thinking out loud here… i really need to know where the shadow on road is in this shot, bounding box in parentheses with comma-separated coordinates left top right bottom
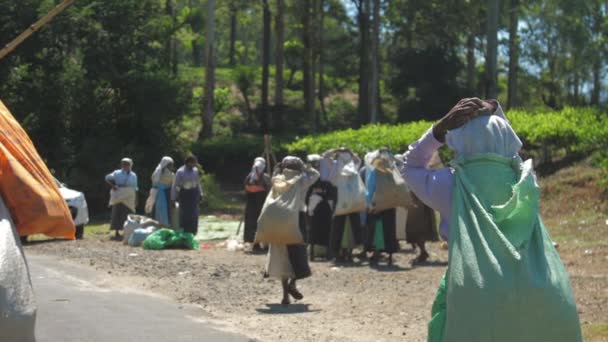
(256, 303, 321, 315)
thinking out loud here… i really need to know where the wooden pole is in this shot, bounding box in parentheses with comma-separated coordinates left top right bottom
(0, 0, 76, 61)
(264, 135, 271, 176)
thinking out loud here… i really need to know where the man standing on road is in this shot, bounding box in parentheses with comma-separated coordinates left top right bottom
(171, 156, 203, 235)
(105, 158, 138, 240)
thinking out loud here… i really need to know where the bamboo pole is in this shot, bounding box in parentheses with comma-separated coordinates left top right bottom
(0, 0, 76, 61)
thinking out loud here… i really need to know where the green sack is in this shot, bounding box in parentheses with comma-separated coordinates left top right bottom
(429, 155, 582, 342)
(143, 228, 200, 250)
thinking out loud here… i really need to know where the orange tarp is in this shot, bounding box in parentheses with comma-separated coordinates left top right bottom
(0, 99, 75, 238)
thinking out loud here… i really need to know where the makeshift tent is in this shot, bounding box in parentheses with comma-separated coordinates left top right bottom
(0, 100, 74, 238)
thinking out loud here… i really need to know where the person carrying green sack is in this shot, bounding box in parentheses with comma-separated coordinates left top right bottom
(401, 98, 582, 341)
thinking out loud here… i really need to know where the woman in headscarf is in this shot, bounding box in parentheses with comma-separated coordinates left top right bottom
(402, 98, 582, 341)
(265, 156, 319, 305)
(305, 154, 337, 260)
(105, 158, 138, 240)
(322, 148, 365, 262)
(405, 192, 438, 264)
(171, 156, 203, 235)
(149, 156, 175, 227)
(243, 157, 271, 252)
(364, 149, 399, 266)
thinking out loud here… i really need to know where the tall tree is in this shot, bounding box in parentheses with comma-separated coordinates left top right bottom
(466, 33, 476, 93)
(353, 0, 371, 126)
(261, 0, 271, 132)
(590, 0, 606, 105)
(301, 0, 316, 131)
(317, 0, 327, 123)
(486, 0, 499, 99)
(200, 0, 216, 139)
(275, 0, 285, 107)
(228, 1, 238, 67)
(369, 0, 380, 123)
(507, 0, 519, 108)
(164, 0, 178, 75)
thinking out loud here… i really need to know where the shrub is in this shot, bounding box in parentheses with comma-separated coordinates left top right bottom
(285, 107, 608, 163)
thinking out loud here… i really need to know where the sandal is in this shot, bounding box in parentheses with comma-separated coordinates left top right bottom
(288, 284, 304, 300)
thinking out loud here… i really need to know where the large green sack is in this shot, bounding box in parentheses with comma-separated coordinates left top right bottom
(429, 155, 582, 342)
(143, 228, 199, 250)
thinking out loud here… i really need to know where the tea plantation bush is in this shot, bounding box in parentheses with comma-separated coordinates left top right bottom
(285, 107, 608, 160)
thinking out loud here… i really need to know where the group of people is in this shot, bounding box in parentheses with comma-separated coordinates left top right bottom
(104, 97, 583, 341)
(105, 155, 203, 239)
(243, 151, 438, 265)
(246, 98, 583, 341)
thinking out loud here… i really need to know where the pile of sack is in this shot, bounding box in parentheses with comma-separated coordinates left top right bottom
(122, 214, 199, 250)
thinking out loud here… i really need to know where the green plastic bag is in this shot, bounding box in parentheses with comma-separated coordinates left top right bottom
(428, 155, 582, 342)
(143, 228, 200, 250)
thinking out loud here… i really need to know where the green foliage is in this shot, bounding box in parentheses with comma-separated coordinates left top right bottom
(508, 107, 608, 154)
(286, 107, 608, 161)
(200, 172, 228, 211)
(231, 66, 256, 98)
(325, 97, 358, 130)
(284, 40, 304, 71)
(285, 121, 432, 156)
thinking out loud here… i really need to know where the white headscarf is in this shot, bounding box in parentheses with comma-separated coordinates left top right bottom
(249, 157, 266, 182)
(307, 154, 322, 162)
(446, 102, 522, 158)
(151, 156, 174, 183)
(121, 158, 133, 167)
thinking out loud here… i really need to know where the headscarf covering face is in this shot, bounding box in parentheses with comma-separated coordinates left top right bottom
(152, 156, 174, 183)
(249, 157, 266, 182)
(394, 154, 404, 168)
(307, 154, 322, 171)
(282, 156, 304, 170)
(446, 101, 522, 158)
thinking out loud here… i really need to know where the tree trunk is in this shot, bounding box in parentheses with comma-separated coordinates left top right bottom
(591, 6, 604, 105)
(466, 33, 476, 93)
(192, 42, 203, 66)
(199, 0, 215, 140)
(591, 57, 601, 105)
(229, 6, 237, 67)
(357, 0, 371, 127)
(164, 0, 174, 71)
(486, 0, 499, 99)
(287, 68, 296, 88)
(507, 0, 519, 109)
(301, 0, 316, 132)
(369, 0, 380, 123)
(311, 0, 319, 132)
(261, 0, 271, 132)
(317, 0, 327, 125)
(275, 0, 285, 107)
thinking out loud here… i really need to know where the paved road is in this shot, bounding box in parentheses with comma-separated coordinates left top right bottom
(28, 254, 250, 342)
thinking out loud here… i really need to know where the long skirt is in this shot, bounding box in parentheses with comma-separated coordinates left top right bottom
(366, 208, 398, 254)
(308, 199, 333, 246)
(266, 212, 311, 280)
(244, 191, 267, 243)
(406, 202, 438, 244)
(329, 213, 363, 257)
(153, 184, 172, 227)
(110, 203, 133, 231)
(179, 188, 200, 235)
